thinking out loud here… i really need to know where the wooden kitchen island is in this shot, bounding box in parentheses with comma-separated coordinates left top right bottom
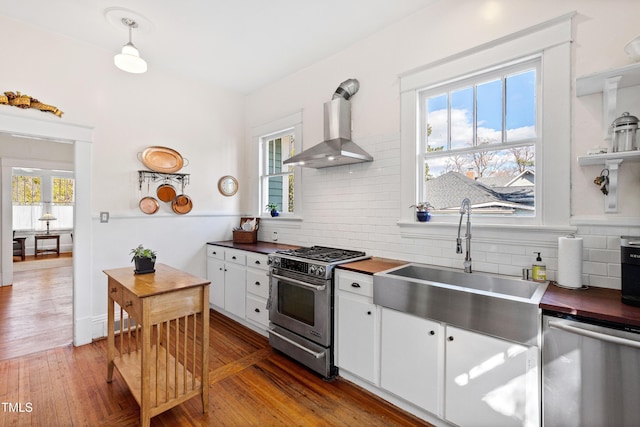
(104, 264, 210, 427)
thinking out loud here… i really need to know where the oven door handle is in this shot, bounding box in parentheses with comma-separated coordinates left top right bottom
(268, 328, 325, 359)
(270, 273, 326, 291)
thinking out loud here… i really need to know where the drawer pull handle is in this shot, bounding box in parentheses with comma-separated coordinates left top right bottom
(254, 308, 260, 313)
(351, 282, 361, 288)
(255, 260, 261, 265)
(110, 287, 117, 293)
(232, 256, 237, 260)
(255, 281, 261, 286)
(125, 301, 133, 307)
(367, 311, 372, 315)
(212, 251, 217, 255)
(429, 330, 435, 336)
(448, 336, 454, 342)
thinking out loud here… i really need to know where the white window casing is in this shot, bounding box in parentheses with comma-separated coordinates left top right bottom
(399, 12, 575, 243)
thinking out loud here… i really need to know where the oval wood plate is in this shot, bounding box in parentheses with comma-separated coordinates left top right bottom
(141, 146, 184, 173)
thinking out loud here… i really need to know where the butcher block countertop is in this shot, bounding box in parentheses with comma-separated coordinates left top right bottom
(207, 240, 300, 254)
(337, 257, 408, 275)
(541, 283, 640, 328)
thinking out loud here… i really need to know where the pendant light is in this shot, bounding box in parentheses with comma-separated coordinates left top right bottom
(114, 18, 147, 74)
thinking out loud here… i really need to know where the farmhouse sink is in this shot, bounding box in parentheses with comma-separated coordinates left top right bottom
(373, 263, 548, 346)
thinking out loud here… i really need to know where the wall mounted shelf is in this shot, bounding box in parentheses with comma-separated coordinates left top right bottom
(576, 62, 640, 140)
(137, 170, 190, 190)
(577, 151, 640, 213)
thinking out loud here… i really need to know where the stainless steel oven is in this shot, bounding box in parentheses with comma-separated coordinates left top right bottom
(267, 246, 369, 379)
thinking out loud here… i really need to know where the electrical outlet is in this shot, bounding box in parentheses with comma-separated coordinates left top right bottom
(100, 212, 109, 223)
(273, 231, 278, 241)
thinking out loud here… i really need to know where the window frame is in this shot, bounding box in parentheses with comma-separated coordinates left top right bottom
(254, 111, 303, 219)
(418, 56, 541, 218)
(260, 129, 296, 215)
(399, 14, 572, 233)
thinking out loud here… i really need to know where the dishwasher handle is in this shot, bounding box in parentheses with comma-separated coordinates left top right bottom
(549, 319, 640, 350)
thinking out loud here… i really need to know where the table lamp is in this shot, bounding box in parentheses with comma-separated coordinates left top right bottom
(39, 213, 57, 234)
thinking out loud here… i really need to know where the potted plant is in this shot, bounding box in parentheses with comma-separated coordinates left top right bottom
(265, 203, 279, 217)
(130, 244, 157, 274)
(411, 202, 433, 222)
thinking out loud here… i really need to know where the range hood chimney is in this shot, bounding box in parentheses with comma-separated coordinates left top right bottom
(283, 79, 373, 168)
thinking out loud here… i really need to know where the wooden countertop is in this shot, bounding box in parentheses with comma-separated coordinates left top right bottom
(207, 240, 300, 255)
(103, 263, 209, 297)
(337, 257, 408, 275)
(541, 283, 640, 328)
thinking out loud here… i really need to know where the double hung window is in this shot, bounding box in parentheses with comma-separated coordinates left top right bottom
(419, 58, 539, 216)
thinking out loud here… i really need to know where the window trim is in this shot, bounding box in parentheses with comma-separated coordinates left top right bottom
(399, 13, 573, 234)
(254, 111, 303, 219)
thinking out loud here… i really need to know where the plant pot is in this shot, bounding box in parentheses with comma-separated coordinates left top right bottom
(270, 209, 279, 217)
(134, 256, 156, 274)
(416, 211, 431, 222)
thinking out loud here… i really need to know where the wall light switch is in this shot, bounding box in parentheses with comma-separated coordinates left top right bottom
(100, 212, 109, 223)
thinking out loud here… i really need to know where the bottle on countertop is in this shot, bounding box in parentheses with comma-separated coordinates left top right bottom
(532, 252, 547, 282)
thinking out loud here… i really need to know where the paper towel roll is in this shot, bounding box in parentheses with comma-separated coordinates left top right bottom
(557, 236, 583, 289)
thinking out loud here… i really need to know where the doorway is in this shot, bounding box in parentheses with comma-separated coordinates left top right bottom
(0, 111, 93, 347)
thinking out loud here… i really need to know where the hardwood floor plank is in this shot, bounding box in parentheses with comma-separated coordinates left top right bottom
(0, 270, 432, 427)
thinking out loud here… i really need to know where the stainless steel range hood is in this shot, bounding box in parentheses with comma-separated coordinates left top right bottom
(284, 79, 373, 168)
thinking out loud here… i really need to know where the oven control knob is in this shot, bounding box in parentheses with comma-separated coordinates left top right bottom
(317, 266, 325, 276)
(309, 265, 317, 275)
(272, 257, 280, 266)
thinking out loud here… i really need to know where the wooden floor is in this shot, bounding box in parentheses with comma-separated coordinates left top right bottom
(0, 265, 433, 426)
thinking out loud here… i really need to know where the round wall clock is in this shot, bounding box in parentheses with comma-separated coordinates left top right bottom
(218, 175, 238, 196)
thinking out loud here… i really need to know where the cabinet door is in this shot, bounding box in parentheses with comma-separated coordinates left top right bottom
(444, 325, 530, 427)
(206, 258, 225, 308)
(224, 263, 246, 318)
(380, 308, 441, 415)
(336, 294, 378, 384)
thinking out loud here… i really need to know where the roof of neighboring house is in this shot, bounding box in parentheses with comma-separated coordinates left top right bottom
(425, 171, 534, 211)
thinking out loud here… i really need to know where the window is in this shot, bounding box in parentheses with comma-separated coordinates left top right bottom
(12, 168, 74, 232)
(399, 15, 572, 229)
(261, 131, 296, 214)
(419, 59, 539, 216)
(256, 111, 302, 217)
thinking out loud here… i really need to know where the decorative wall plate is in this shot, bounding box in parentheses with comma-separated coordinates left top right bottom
(140, 146, 184, 173)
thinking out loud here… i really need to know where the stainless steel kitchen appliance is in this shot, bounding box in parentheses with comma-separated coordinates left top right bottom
(543, 312, 640, 427)
(267, 246, 369, 378)
(621, 236, 640, 306)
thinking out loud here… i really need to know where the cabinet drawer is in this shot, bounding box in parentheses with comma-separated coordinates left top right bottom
(121, 286, 142, 322)
(246, 295, 269, 327)
(337, 270, 373, 298)
(246, 253, 268, 270)
(246, 269, 269, 299)
(225, 250, 246, 265)
(108, 281, 123, 306)
(206, 245, 224, 260)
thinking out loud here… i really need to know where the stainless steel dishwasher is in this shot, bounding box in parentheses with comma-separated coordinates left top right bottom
(543, 312, 640, 427)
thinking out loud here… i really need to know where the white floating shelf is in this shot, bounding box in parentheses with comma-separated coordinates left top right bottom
(577, 150, 640, 166)
(576, 62, 640, 96)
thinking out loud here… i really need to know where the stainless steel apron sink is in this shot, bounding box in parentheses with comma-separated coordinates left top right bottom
(374, 263, 548, 346)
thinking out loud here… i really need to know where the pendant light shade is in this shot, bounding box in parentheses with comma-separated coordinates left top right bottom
(114, 18, 147, 74)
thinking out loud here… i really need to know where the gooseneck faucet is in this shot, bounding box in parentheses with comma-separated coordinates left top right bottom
(456, 198, 472, 273)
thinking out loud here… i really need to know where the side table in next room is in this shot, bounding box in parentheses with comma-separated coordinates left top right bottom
(34, 234, 60, 257)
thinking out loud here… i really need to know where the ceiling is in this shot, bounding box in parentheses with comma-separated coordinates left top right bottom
(0, 0, 435, 93)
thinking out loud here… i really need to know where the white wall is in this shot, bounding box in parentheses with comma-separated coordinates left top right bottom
(246, 0, 640, 290)
(0, 15, 248, 339)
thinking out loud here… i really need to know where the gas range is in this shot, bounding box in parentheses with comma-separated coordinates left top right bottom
(268, 246, 369, 280)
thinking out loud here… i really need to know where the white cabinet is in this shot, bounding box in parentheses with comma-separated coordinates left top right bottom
(335, 270, 379, 385)
(245, 252, 269, 329)
(206, 244, 270, 335)
(444, 325, 536, 427)
(223, 262, 245, 318)
(206, 245, 225, 308)
(380, 308, 442, 416)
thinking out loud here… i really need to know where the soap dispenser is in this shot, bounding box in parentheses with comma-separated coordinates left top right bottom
(532, 252, 547, 282)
